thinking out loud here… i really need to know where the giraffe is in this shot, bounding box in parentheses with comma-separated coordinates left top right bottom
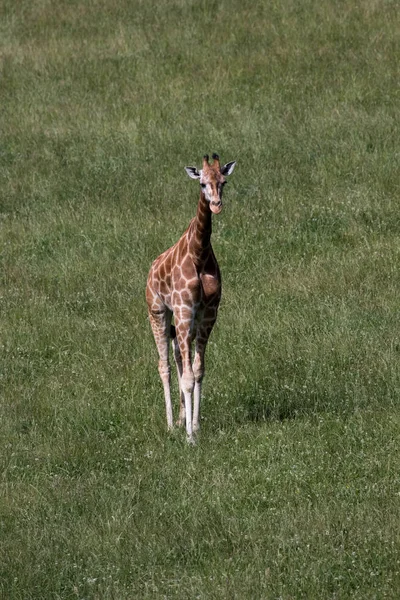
(146, 153, 236, 443)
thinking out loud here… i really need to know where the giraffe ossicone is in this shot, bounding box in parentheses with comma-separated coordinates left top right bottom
(146, 153, 236, 443)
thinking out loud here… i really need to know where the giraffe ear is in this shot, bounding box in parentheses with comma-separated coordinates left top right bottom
(221, 161, 236, 176)
(185, 166, 200, 180)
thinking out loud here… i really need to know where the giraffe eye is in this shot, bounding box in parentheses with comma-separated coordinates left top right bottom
(200, 183, 206, 189)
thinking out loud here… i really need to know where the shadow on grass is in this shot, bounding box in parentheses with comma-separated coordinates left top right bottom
(233, 384, 324, 424)
(226, 375, 380, 425)
(212, 343, 399, 427)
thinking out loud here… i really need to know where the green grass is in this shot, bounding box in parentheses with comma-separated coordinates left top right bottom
(1, 0, 400, 598)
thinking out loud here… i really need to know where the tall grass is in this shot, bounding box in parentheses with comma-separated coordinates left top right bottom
(1, 0, 399, 598)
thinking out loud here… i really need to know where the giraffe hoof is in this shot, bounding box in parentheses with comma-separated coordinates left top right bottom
(186, 434, 196, 446)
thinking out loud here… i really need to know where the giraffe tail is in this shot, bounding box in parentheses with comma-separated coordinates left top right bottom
(170, 325, 176, 339)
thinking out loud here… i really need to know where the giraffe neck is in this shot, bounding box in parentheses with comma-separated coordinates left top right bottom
(188, 190, 212, 264)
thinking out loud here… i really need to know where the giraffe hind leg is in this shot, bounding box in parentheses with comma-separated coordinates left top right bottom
(149, 309, 174, 430)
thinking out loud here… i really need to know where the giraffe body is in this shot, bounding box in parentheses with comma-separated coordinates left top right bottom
(146, 154, 236, 443)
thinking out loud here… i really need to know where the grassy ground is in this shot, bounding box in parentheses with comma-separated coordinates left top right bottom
(1, 0, 400, 598)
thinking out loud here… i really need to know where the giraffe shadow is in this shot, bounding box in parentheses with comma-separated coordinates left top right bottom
(234, 389, 307, 423)
(227, 379, 349, 425)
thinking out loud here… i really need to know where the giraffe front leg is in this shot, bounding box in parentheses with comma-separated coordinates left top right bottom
(175, 315, 195, 444)
(192, 338, 207, 435)
(181, 355, 195, 444)
(172, 336, 186, 427)
(193, 309, 217, 434)
(160, 361, 173, 431)
(192, 352, 203, 434)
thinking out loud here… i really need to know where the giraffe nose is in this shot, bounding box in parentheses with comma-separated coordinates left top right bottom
(210, 200, 222, 214)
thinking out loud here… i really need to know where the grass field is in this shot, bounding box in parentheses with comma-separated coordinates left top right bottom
(1, 0, 400, 598)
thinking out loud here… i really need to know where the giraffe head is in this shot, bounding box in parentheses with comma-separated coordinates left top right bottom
(185, 153, 236, 214)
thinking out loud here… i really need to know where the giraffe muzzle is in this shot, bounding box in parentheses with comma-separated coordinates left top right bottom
(210, 200, 222, 214)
